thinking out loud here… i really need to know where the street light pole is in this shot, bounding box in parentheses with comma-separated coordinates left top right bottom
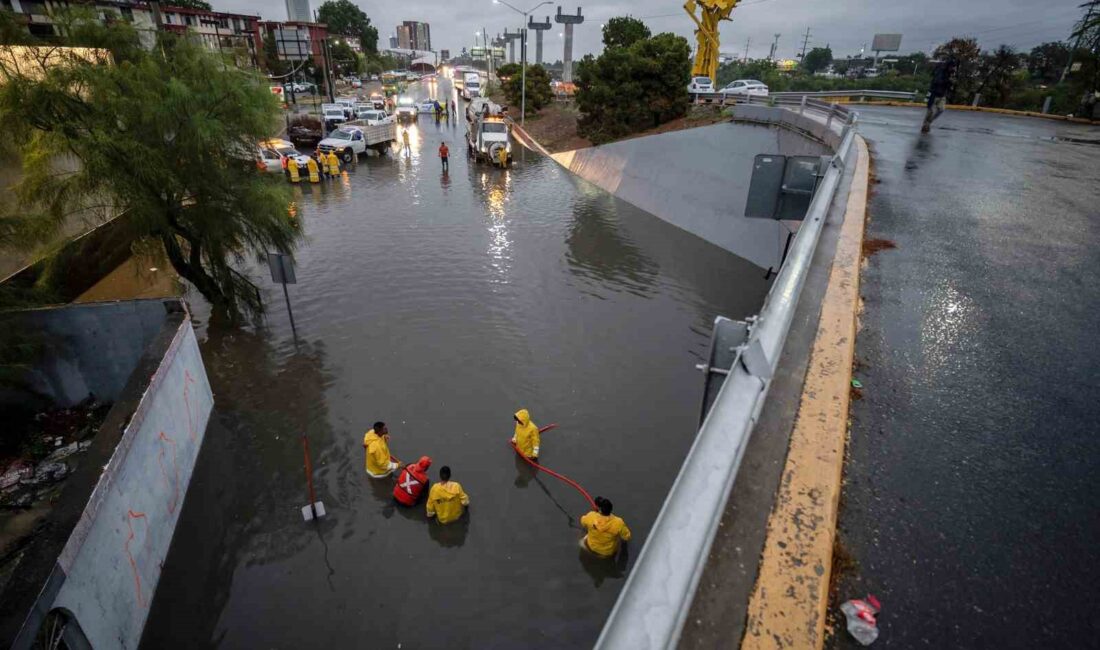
(494, 0, 551, 126)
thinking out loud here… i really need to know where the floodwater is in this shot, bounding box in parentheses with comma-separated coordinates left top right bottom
(142, 79, 772, 649)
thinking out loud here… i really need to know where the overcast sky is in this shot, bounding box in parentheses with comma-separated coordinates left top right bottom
(222, 0, 1088, 60)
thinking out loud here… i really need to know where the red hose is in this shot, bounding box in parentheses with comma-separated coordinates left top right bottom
(511, 424, 596, 510)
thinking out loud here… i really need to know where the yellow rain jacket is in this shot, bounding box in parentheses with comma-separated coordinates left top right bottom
(426, 480, 469, 524)
(512, 409, 540, 459)
(287, 158, 300, 182)
(363, 429, 392, 476)
(581, 511, 632, 557)
(326, 151, 340, 175)
(306, 157, 320, 183)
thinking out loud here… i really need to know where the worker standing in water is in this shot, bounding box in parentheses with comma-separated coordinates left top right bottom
(438, 142, 449, 172)
(426, 466, 470, 524)
(363, 421, 399, 478)
(305, 156, 320, 183)
(401, 129, 411, 156)
(580, 497, 632, 558)
(394, 456, 432, 506)
(512, 409, 540, 459)
(325, 150, 340, 177)
(287, 157, 300, 183)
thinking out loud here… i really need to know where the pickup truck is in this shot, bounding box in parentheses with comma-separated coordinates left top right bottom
(321, 104, 348, 128)
(355, 108, 395, 126)
(394, 96, 418, 123)
(318, 123, 398, 162)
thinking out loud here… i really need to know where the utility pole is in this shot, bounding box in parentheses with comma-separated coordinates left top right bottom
(769, 33, 780, 61)
(1060, 2, 1095, 83)
(799, 27, 812, 61)
(743, 36, 751, 62)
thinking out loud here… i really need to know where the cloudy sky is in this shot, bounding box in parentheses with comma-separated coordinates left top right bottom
(222, 0, 1088, 60)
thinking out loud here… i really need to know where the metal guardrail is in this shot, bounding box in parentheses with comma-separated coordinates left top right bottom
(594, 107, 859, 650)
(694, 88, 917, 106)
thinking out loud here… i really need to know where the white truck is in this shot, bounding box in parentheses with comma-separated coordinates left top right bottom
(462, 72, 481, 100)
(318, 123, 398, 162)
(465, 98, 512, 167)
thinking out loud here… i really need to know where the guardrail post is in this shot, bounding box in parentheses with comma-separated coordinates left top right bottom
(824, 103, 837, 130)
(799, 95, 807, 115)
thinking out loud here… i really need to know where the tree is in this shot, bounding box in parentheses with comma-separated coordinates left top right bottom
(602, 16, 650, 50)
(329, 39, 361, 75)
(975, 45, 1025, 106)
(0, 16, 300, 319)
(316, 0, 378, 53)
(1027, 42, 1070, 84)
(934, 37, 982, 103)
(801, 46, 832, 73)
(502, 64, 552, 115)
(496, 62, 521, 82)
(575, 32, 690, 144)
(169, 0, 212, 9)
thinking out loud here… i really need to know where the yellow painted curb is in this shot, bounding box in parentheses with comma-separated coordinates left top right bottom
(742, 135, 870, 650)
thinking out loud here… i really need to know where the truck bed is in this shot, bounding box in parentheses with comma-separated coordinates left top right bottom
(343, 121, 397, 146)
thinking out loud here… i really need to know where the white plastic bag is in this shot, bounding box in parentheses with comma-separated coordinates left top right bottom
(839, 594, 881, 646)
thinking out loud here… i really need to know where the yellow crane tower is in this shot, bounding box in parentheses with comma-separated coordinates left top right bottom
(683, 0, 739, 83)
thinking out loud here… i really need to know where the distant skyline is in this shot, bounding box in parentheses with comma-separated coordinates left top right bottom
(219, 0, 1087, 60)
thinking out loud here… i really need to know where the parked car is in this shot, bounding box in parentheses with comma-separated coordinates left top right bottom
(356, 108, 395, 125)
(349, 78, 362, 89)
(720, 79, 769, 98)
(257, 138, 311, 173)
(687, 76, 715, 94)
(370, 74, 380, 81)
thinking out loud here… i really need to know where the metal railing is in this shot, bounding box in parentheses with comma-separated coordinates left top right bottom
(594, 107, 859, 650)
(694, 88, 916, 106)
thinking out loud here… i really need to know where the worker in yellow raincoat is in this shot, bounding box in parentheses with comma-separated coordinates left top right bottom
(363, 421, 399, 478)
(580, 497, 631, 558)
(287, 157, 300, 183)
(512, 408, 540, 459)
(426, 465, 469, 524)
(326, 150, 340, 176)
(306, 156, 321, 183)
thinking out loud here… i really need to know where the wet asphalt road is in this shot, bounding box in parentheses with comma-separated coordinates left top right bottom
(829, 107, 1100, 648)
(140, 80, 773, 649)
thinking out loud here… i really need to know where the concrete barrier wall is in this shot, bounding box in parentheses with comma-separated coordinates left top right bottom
(0, 299, 171, 409)
(550, 121, 832, 269)
(41, 317, 213, 649)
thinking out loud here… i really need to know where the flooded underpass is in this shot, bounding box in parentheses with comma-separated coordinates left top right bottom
(141, 80, 777, 649)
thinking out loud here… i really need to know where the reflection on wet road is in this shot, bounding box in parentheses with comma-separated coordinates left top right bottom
(830, 107, 1100, 648)
(142, 80, 772, 648)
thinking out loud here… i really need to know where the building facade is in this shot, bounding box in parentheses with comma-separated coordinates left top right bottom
(396, 20, 429, 51)
(284, 0, 311, 23)
(259, 20, 328, 69)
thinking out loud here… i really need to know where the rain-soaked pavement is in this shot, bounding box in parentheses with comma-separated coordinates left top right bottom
(140, 80, 775, 648)
(830, 107, 1100, 648)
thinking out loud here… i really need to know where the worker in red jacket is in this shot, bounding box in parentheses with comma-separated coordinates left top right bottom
(393, 456, 432, 506)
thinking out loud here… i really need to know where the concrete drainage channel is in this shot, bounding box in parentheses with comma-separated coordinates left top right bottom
(518, 100, 869, 649)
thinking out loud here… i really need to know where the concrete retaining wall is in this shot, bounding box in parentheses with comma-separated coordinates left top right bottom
(0, 299, 171, 410)
(550, 120, 832, 269)
(2, 301, 213, 650)
(50, 317, 212, 648)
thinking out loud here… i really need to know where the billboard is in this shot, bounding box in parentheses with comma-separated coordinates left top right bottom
(871, 33, 902, 52)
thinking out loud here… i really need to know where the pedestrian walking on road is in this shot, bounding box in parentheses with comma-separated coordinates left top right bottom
(450, 100, 456, 119)
(438, 142, 449, 171)
(402, 129, 411, 156)
(922, 58, 957, 133)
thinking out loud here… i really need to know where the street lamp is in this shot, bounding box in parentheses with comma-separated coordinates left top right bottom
(493, 0, 551, 125)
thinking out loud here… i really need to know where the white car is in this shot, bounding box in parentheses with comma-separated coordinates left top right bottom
(418, 100, 438, 114)
(256, 139, 311, 173)
(721, 79, 769, 98)
(356, 108, 395, 125)
(687, 76, 715, 94)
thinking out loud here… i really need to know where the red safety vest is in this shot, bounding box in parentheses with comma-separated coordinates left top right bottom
(393, 465, 429, 506)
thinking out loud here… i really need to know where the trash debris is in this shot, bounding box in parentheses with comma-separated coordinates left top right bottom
(840, 594, 881, 646)
(851, 379, 864, 389)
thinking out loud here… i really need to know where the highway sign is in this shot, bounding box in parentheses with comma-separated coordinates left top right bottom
(871, 33, 902, 52)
